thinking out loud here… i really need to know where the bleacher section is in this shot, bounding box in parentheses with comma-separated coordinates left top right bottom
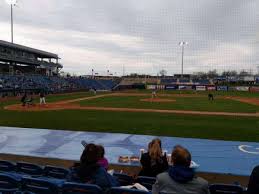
(0, 75, 117, 94)
(0, 160, 248, 194)
(160, 78, 177, 84)
(192, 79, 211, 85)
(161, 78, 212, 85)
(178, 78, 192, 84)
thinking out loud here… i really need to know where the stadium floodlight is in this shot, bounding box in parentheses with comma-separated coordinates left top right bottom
(5, 0, 18, 43)
(179, 41, 188, 77)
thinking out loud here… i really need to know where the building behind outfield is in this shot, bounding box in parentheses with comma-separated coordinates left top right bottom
(0, 40, 62, 76)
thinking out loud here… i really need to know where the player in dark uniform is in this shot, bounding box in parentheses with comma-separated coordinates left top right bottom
(21, 93, 27, 107)
(208, 93, 214, 101)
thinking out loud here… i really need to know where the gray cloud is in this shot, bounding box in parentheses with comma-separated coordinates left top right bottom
(0, 0, 258, 75)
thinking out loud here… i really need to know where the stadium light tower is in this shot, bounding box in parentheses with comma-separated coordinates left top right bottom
(179, 41, 188, 77)
(5, 0, 18, 43)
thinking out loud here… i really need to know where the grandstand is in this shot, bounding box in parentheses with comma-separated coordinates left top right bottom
(0, 40, 118, 96)
(0, 40, 62, 76)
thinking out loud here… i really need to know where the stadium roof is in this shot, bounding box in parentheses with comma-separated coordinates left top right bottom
(0, 40, 59, 59)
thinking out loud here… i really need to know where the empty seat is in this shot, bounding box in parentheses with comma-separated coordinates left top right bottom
(113, 173, 134, 186)
(16, 162, 43, 176)
(110, 187, 151, 194)
(136, 176, 156, 191)
(44, 165, 69, 179)
(209, 184, 244, 194)
(0, 160, 16, 172)
(0, 173, 21, 194)
(21, 177, 59, 194)
(62, 182, 103, 194)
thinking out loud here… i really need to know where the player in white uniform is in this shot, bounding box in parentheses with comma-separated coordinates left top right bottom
(152, 90, 157, 99)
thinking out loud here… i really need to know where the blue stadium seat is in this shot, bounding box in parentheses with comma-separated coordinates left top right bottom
(0, 160, 16, 172)
(110, 187, 151, 194)
(62, 182, 103, 194)
(209, 184, 244, 194)
(43, 165, 69, 179)
(0, 173, 21, 194)
(21, 177, 59, 194)
(16, 162, 43, 177)
(113, 173, 134, 186)
(135, 176, 156, 191)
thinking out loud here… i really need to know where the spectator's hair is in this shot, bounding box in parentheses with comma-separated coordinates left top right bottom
(148, 138, 163, 161)
(173, 144, 184, 149)
(171, 146, 191, 167)
(80, 143, 99, 164)
(78, 144, 100, 180)
(97, 145, 105, 158)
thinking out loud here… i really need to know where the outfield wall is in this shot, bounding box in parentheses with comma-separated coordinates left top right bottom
(146, 84, 259, 92)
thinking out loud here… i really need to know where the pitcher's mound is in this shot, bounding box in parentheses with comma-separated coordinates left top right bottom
(140, 98, 176, 103)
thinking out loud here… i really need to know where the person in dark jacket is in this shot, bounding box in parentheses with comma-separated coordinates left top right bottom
(72, 144, 119, 190)
(247, 165, 259, 194)
(152, 146, 209, 194)
(139, 138, 168, 177)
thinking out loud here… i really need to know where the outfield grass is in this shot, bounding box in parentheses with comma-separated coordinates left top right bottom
(130, 89, 259, 97)
(79, 96, 257, 113)
(0, 91, 258, 142)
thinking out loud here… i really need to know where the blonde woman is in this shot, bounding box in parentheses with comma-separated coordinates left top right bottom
(139, 138, 168, 177)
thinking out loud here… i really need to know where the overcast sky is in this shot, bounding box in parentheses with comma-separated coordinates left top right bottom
(0, 0, 258, 75)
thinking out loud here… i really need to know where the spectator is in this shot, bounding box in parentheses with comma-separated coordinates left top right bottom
(247, 165, 259, 194)
(152, 146, 210, 194)
(72, 144, 119, 190)
(97, 145, 109, 170)
(139, 138, 168, 177)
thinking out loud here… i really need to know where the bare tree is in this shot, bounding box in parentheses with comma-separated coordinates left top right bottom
(207, 70, 218, 79)
(159, 69, 167, 77)
(221, 70, 237, 77)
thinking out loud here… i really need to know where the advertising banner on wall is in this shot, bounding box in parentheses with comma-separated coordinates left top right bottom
(146, 85, 156, 90)
(235, 86, 250, 91)
(196, 86, 206, 91)
(250, 87, 259, 92)
(243, 76, 255, 82)
(228, 87, 237, 91)
(207, 86, 216, 91)
(179, 85, 193, 90)
(216, 86, 228, 91)
(156, 85, 165, 90)
(147, 85, 165, 90)
(165, 85, 178, 90)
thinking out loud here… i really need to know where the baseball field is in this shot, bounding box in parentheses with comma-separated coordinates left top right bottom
(1, 90, 259, 142)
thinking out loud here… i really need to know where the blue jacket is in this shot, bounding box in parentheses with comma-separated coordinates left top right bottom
(69, 165, 119, 190)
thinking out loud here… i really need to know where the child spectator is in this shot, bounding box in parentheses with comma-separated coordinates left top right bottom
(97, 145, 109, 170)
(70, 144, 119, 191)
